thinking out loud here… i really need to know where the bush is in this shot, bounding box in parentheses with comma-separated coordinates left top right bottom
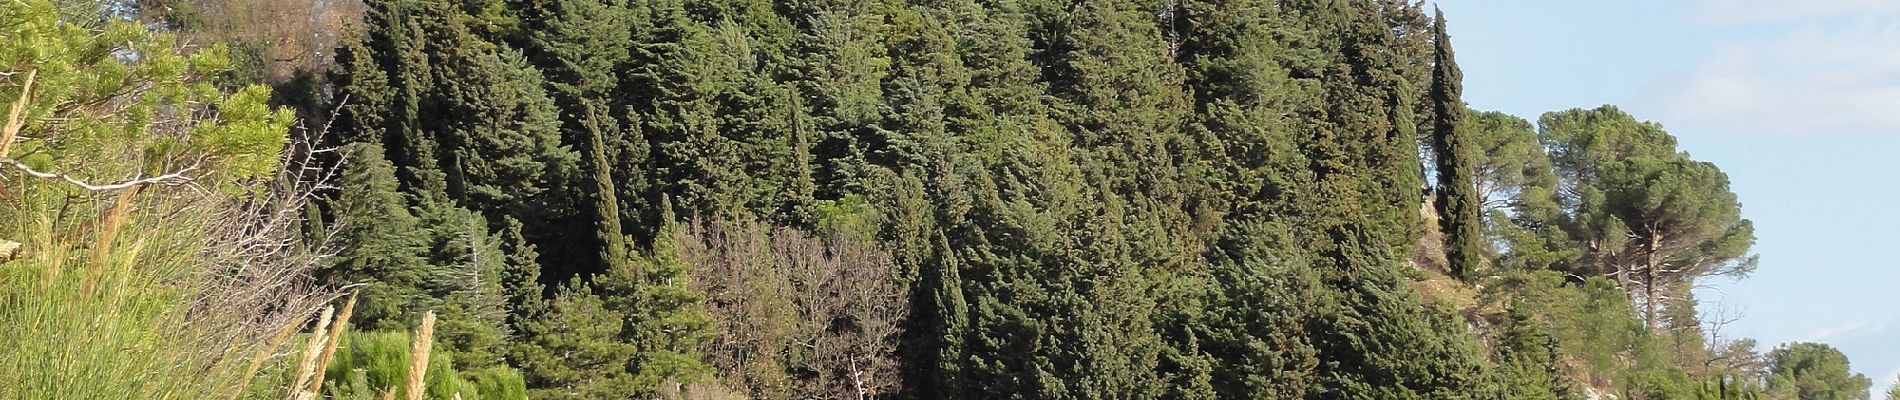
(318, 331, 527, 400)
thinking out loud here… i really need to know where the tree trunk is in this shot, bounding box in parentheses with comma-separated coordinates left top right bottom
(1643, 231, 1662, 330)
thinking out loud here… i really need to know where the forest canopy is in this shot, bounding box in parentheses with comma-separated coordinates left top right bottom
(0, 0, 1881, 399)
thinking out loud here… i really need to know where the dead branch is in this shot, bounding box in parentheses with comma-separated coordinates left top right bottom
(1, 68, 35, 158)
(2, 156, 201, 191)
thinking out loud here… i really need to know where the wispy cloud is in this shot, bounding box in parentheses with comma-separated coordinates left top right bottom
(1799, 319, 1887, 342)
(1692, 0, 1900, 24)
(1643, 18, 1900, 135)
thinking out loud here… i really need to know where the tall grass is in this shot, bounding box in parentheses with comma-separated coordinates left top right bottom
(0, 184, 329, 398)
(305, 330, 524, 400)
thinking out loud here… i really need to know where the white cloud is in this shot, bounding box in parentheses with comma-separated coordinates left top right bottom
(1800, 319, 1887, 342)
(1693, 0, 1900, 24)
(1642, 18, 1900, 135)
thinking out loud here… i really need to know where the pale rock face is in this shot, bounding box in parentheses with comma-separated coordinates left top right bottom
(1582, 387, 1619, 400)
(0, 239, 19, 261)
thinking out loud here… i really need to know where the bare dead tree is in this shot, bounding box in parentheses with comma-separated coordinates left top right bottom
(144, 0, 368, 84)
(183, 120, 347, 384)
(681, 217, 910, 400)
(682, 217, 798, 397)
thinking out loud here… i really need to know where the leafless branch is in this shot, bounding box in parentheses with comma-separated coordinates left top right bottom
(3, 156, 201, 191)
(1, 68, 35, 158)
(684, 217, 910, 399)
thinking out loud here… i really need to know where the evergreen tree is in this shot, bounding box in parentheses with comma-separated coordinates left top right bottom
(513, 281, 640, 399)
(326, 143, 431, 330)
(1184, 221, 1323, 399)
(431, 42, 577, 229)
(594, 200, 715, 392)
(414, 199, 512, 369)
(1467, 110, 1570, 272)
(499, 216, 547, 332)
(293, 2, 1802, 398)
(582, 106, 633, 277)
(915, 232, 970, 397)
(1540, 106, 1755, 329)
(1765, 342, 1872, 400)
(1495, 307, 1571, 400)
(1429, 8, 1484, 280)
(510, 0, 646, 278)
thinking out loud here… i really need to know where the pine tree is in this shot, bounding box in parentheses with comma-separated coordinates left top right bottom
(431, 40, 578, 228)
(630, 8, 788, 220)
(500, 216, 547, 333)
(1429, 8, 1484, 280)
(510, 0, 646, 278)
(413, 200, 512, 369)
(327, 143, 431, 330)
(594, 199, 715, 391)
(515, 194, 713, 397)
(330, 35, 393, 147)
(513, 281, 640, 399)
(1541, 106, 1755, 330)
(1495, 307, 1570, 400)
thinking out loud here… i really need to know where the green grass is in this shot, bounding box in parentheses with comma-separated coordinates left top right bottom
(300, 331, 525, 400)
(0, 190, 281, 399)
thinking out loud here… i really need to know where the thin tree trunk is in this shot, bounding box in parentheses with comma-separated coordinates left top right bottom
(1643, 230, 1662, 330)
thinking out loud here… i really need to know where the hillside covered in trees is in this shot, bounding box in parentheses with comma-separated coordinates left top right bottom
(0, 0, 1890, 399)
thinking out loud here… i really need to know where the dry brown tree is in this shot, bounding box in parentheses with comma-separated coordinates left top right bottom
(679, 217, 910, 400)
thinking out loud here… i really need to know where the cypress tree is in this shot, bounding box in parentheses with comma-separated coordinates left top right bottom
(917, 231, 970, 397)
(381, 1, 444, 195)
(510, 0, 647, 278)
(1429, 7, 1484, 281)
(582, 105, 631, 275)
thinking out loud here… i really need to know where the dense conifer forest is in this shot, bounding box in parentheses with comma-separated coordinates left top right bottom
(0, 0, 1890, 398)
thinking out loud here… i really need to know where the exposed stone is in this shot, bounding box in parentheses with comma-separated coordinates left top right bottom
(0, 239, 20, 261)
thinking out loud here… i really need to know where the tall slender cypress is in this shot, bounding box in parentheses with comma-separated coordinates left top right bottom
(1430, 7, 1483, 280)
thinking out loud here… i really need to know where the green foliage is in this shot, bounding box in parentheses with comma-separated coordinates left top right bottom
(510, 281, 640, 399)
(327, 143, 432, 330)
(1765, 342, 1873, 400)
(499, 217, 547, 331)
(1428, 8, 1485, 281)
(318, 331, 528, 400)
(509, 217, 713, 398)
(0, 1, 297, 397)
(28, 0, 1834, 398)
(1466, 110, 1570, 272)
(1537, 106, 1756, 328)
(596, 214, 717, 392)
(1493, 310, 1567, 400)
(1171, 221, 1322, 399)
(218, 0, 1831, 399)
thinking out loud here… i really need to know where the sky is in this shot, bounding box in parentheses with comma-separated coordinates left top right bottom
(1433, 0, 1900, 391)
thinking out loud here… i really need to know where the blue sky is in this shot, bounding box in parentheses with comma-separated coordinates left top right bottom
(1434, 0, 1900, 390)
